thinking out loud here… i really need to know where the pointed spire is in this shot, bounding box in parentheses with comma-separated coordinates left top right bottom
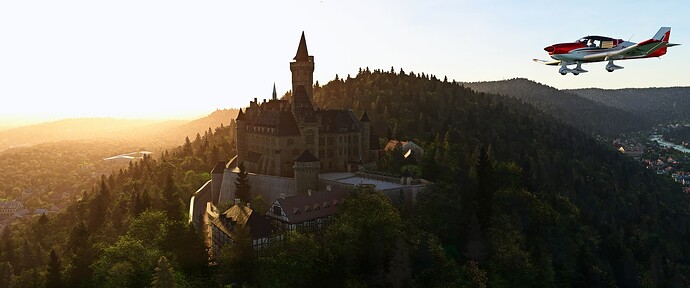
(236, 108, 244, 121)
(272, 82, 277, 100)
(294, 31, 309, 61)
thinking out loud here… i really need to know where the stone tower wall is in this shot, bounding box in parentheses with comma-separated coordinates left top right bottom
(293, 161, 320, 194)
(290, 56, 315, 101)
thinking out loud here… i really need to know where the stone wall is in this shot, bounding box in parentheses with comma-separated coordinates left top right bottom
(218, 170, 296, 205)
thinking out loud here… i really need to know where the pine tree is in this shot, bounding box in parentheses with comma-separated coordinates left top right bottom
(0, 262, 11, 287)
(183, 136, 193, 157)
(88, 178, 110, 231)
(47, 249, 62, 288)
(235, 162, 251, 204)
(220, 224, 254, 285)
(19, 239, 33, 272)
(476, 145, 494, 228)
(463, 213, 487, 263)
(141, 189, 152, 213)
(2, 226, 15, 268)
(163, 174, 183, 221)
(151, 256, 175, 288)
(67, 222, 94, 287)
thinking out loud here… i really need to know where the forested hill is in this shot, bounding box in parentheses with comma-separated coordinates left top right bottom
(568, 87, 690, 124)
(7, 69, 689, 287)
(313, 69, 690, 286)
(463, 78, 651, 136)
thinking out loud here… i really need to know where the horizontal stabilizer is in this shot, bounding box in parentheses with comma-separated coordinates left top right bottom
(667, 43, 681, 47)
(533, 59, 561, 66)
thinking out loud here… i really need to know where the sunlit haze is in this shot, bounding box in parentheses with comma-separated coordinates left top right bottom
(1, 0, 688, 126)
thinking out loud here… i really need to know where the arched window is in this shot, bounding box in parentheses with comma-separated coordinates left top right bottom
(306, 130, 315, 145)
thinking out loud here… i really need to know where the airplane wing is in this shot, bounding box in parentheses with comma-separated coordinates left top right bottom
(533, 59, 561, 66)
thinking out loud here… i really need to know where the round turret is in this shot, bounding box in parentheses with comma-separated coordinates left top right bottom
(293, 149, 320, 195)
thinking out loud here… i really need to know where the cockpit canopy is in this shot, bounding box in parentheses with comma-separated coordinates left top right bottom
(576, 36, 622, 49)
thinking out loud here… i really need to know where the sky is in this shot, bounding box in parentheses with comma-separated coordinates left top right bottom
(1, 0, 688, 126)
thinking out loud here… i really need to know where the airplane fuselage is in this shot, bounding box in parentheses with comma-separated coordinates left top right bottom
(547, 40, 637, 62)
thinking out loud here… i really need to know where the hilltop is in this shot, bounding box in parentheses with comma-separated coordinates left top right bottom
(568, 86, 690, 124)
(463, 78, 652, 136)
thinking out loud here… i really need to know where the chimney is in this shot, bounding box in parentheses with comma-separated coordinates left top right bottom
(326, 185, 332, 191)
(279, 193, 286, 199)
(247, 202, 251, 209)
(254, 97, 257, 103)
(235, 198, 241, 205)
(307, 189, 312, 196)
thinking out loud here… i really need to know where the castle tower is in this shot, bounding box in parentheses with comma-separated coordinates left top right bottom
(360, 110, 371, 162)
(290, 31, 315, 102)
(272, 82, 277, 100)
(235, 108, 247, 165)
(293, 149, 320, 195)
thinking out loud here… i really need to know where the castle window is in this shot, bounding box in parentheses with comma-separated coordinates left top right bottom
(306, 130, 314, 145)
(353, 135, 358, 143)
(327, 137, 334, 145)
(319, 137, 324, 145)
(287, 138, 294, 145)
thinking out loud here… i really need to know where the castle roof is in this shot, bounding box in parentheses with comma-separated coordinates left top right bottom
(242, 100, 301, 137)
(294, 31, 310, 61)
(319, 109, 361, 133)
(274, 188, 348, 224)
(294, 149, 319, 162)
(360, 110, 370, 122)
(292, 85, 317, 122)
(236, 108, 245, 121)
(222, 204, 272, 239)
(276, 111, 301, 136)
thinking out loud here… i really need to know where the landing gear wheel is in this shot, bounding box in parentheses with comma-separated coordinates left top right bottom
(560, 72, 567, 75)
(573, 73, 579, 76)
(607, 69, 614, 72)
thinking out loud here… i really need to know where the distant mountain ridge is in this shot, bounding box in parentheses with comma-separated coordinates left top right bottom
(463, 78, 652, 136)
(567, 86, 690, 124)
(0, 109, 238, 151)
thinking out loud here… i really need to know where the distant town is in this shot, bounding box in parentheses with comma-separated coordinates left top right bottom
(616, 124, 690, 193)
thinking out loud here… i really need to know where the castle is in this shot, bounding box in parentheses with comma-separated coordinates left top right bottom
(191, 33, 428, 254)
(235, 32, 376, 193)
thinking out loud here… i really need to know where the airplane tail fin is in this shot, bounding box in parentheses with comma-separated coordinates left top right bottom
(646, 27, 677, 57)
(653, 27, 671, 42)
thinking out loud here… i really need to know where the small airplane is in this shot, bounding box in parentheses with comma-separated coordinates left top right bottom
(534, 27, 680, 75)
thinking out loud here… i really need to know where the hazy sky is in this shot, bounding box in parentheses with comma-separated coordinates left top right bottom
(1, 0, 688, 125)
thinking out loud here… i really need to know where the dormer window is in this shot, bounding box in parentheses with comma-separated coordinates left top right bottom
(293, 208, 300, 214)
(304, 205, 312, 212)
